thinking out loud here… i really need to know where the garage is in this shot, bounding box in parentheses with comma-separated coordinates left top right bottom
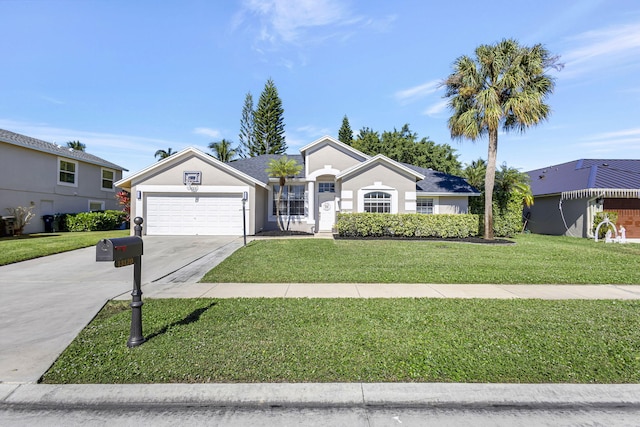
(145, 194, 244, 236)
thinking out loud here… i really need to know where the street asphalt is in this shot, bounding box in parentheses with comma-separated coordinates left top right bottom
(1, 234, 640, 414)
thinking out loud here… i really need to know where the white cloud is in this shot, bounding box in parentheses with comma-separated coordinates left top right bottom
(422, 99, 449, 117)
(576, 128, 640, 152)
(193, 127, 222, 138)
(394, 80, 440, 104)
(240, 0, 351, 44)
(561, 22, 640, 78)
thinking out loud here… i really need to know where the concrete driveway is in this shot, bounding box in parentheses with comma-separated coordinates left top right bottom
(0, 235, 244, 384)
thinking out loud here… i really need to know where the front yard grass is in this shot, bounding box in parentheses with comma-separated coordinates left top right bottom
(201, 234, 640, 284)
(41, 298, 640, 384)
(0, 230, 129, 266)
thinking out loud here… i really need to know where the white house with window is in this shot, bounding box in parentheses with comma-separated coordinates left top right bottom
(116, 136, 479, 236)
(0, 129, 127, 234)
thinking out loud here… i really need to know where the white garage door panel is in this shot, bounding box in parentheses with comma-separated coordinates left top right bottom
(146, 194, 244, 235)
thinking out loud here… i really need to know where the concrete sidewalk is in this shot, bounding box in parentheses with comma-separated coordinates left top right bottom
(131, 282, 640, 300)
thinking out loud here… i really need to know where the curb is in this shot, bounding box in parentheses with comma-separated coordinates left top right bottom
(3, 383, 640, 410)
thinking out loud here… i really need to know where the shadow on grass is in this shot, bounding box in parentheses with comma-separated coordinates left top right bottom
(0, 234, 62, 241)
(145, 301, 217, 342)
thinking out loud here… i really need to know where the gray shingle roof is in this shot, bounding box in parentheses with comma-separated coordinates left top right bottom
(403, 164, 479, 194)
(0, 128, 127, 171)
(527, 159, 640, 196)
(228, 154, 305, 183)
(228, 154, 478, 194)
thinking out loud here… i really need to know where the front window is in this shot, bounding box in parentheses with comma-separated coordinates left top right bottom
(364, 191, 391, 213)
(273, 185, 305, 216)
(318, 182, 335, 193)
(417, 198, 434, 214)
(101, 168, 115, 191)
(58, 159, 77, 185)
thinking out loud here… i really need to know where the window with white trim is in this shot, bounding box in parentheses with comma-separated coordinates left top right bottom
(416, 198, 434, 214)
(273, 185, 306, 216)
(318, 182, 335, 193)
(89, 200, 105, 211)
(364, 191, 391, 213)
(101, 168, 115, 191)
(58, 159, 78, 186)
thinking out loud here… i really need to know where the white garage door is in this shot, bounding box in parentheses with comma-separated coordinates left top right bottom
(146, 194, 244, 235)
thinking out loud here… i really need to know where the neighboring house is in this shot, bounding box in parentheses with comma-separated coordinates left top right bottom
(0, 129, 127, 234)
(525, 159, 640, 238)
(116, 136, 478, 236)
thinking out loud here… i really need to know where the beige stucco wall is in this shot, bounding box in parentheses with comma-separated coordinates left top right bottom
(128, 153, 261, 235)
(436, 196, 469, 214)
(305, 142, 364, 174)
(340, 163, 416, 213)
(1, 143, 122, 234)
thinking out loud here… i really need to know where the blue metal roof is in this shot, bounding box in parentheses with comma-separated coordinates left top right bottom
(527, 159, 640, 196)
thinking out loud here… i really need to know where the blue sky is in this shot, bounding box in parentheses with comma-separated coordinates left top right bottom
(2, 0, 640, 177)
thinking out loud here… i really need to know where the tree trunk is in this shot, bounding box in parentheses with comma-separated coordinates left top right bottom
(484, 127, 498, 240)
(275, 180, 285, 231)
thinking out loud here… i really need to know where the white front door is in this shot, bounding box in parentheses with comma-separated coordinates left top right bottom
(318, 196, 335, 232)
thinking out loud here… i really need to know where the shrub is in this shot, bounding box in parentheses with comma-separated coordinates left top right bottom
(592, 211, 618, 239)
(65, 210, 127, 232)
(336, 213, 479, 238)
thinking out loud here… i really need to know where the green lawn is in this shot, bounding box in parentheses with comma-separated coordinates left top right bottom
(0, 230, 130, 266)
(202, 234, 640, 284)
(41, 298, 640, 384)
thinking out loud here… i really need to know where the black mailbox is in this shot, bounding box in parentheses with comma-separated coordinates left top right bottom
(96, 236, 143, 266)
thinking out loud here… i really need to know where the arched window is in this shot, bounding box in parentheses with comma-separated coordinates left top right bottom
(364, 191, 391, 213)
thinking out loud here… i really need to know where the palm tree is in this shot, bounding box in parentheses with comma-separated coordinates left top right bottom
(444, 39, 560, 239)
(462, 158, 487, 191)
(495, 163, 534, 208)
(154, 148, 175, 161)
(208, 139, 237, 162)
(66, 140, 86, 151)
(265, 156, 303, 231)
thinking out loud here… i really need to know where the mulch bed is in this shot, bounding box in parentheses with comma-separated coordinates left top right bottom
(254, 230, 514, 245)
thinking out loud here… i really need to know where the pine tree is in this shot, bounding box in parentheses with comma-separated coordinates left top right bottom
(254, 78, 286, 155)
(238, 92, 255, 158)
(338, 115, 353, 145)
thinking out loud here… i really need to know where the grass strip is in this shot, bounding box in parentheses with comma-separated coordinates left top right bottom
(41, 298, 640, 384)
(201, 234, 640, 284)
(0, 230, 129, 266)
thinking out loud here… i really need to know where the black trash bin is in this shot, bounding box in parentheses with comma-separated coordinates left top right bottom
(42, 215, 55, 233)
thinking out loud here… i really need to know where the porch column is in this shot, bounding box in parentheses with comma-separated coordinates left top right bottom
(307, 181, 315, 223)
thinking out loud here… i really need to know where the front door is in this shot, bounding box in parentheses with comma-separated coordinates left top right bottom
(318, 194, 335, 232)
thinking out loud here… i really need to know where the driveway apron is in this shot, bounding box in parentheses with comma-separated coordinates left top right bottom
(0, 236, 242, 383)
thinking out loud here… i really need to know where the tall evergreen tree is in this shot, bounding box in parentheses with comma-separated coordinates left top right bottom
(238, 92, 255, 158)
(253, 78, 286, 155)
(338, 115, 353, 145)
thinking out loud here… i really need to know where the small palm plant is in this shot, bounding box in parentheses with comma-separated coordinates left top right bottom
(266, 156, 303, 231)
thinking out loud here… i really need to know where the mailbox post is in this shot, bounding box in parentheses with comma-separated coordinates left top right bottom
(96, 217, 145, 347)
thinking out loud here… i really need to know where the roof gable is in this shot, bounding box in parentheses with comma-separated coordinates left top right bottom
(115, 147, 267, 189)
(337, 154, 425, 181)
(300, 135, 369, 161)
(0, 128, 126, 171)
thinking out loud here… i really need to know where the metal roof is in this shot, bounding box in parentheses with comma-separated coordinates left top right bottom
(0, 128, 127, 171)
(527, 159, 640, 197)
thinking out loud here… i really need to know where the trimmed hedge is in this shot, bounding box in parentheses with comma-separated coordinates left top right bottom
(336, 213, 479, 238)
(65, 210, 127, 232)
